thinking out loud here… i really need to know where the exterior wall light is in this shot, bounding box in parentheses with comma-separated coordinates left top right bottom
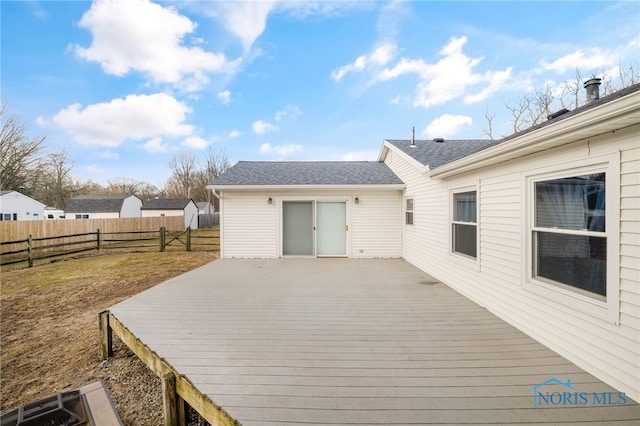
(355, 197, 359, 204)
(268, 197, 273, 205)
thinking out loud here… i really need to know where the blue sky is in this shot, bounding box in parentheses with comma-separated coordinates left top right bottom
(2, 0, 639, 188)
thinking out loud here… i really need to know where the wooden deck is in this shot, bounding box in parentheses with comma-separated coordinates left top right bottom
(105, 258, 640, 425)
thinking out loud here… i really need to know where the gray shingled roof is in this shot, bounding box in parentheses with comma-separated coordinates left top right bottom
(65, 194, 133, 213)
(386, 139, 497, 169)
(0, 190, 13, 196)
(210, 161, 404, 186)
(141, 198, 194, 210)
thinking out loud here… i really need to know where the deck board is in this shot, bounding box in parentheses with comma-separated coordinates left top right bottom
(109, 258, 640, 424)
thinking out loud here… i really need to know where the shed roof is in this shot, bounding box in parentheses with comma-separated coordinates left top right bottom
(65, 194, 135, 213)
(210, 161, 403, 186)
(141, 198, 194, 210)
(384, 139, 497, 169)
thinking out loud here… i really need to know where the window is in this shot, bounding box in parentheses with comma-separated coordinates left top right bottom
(1, 214, 11, 221)
(533, 172, 606, 299)
(405, 198, 414, 225)
(75, 214, 89, 219)
(452, 191, 477, 258)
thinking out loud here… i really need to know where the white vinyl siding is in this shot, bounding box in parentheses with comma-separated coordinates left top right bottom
(120, 196, 142, 218)
(219, 189, 402, 259)
(221, 192, 279, 258)
(383, 122, 640, 403)
(351, 191, 402, 258)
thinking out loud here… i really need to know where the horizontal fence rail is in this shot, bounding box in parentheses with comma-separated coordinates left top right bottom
(1, 226, 219, 268)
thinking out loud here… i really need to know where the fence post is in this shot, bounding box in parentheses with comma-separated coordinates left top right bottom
(96, 229, 101, 251)
(186, 227, 191, 252)
(27, 234, 33, 268)
(160, 227, 166, 252)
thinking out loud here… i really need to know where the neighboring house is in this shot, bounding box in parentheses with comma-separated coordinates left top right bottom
(0, 190, 46, 221)
(208, 162, 405, 258)
(141, 198, 199, 229)
(65, 194, 142, 219)
(44, 207, 65, 219)
(208, 82, 640, 402)
(196, 201, 215, 215)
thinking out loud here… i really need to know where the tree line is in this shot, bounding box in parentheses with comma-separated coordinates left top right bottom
(0, 104, 229, 210)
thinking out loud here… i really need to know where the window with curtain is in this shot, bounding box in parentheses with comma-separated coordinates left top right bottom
(452, 191, 477, 258)
(533, 172, 606, 298)
(405, 198, 414, 225)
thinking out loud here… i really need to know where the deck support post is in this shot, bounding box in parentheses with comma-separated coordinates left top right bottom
(99, 311, 113, 358)
(162, 372, 178, 426)
(177, 395, 187, 426)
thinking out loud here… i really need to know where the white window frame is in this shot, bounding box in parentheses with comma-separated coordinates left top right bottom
(450, 186, 479, 265)
(522, 154, 620, 324)
(404, 196, 414, 226)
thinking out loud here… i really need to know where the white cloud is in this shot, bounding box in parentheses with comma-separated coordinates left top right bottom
(260, 142, 301, 158)
(375, 36, 512, 108)
(51, 93, 193, 147)
(200, 1, 365, 52)
(464, 67, 513, 104)
(332, 42, 397, 81)
(422, 114, 473, 138)
(274, 104, 302, 122)
(227, 130, 242, 138)
(540, 48, 617, 74)
(207, 1, 276, 51)
(143, 137, 172, 153)
(182, 135, 208, 149)
(73, 0, 235, 92)
(252, 120, 279, 135)
(217, 90, 231, 104)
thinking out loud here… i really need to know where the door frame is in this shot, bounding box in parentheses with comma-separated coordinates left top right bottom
(278, 196, 351, 258)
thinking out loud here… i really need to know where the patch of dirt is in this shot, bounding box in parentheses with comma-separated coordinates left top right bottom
(0, 251, 218, 425)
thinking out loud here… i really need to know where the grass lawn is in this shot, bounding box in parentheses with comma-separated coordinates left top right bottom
(0, 250, 218, 424)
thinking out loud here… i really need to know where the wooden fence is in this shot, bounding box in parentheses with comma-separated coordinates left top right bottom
(1, 226, 220, 268)
(0, 216, 184, 244)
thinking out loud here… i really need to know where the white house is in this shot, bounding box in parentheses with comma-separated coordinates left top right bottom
(209, 82, 640, 402)
(196, 201, 215, 215)
(0, 190, 46, 221)
(208, 162, 405, 258)
(140, 198, 199, 229)
(65, 194, 142, 219)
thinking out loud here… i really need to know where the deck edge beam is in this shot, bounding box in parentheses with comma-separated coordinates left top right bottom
(103, 311, 239, 426)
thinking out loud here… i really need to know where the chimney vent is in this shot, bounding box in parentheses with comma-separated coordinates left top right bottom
(547, 108, 570, 121)
(433, 138, 444, 143)
(410, 126, 416, 147)
(18, 186, 25, 194)
(584, 78, 601, 102)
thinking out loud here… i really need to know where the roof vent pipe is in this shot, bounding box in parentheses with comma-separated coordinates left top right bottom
(584, 78, 601, 102)
(410, 126, 416, 147)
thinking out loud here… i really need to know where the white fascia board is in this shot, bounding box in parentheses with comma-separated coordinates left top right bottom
(207, 184, 406, 191)
(381, 140, 431, 174)
(430, 90, 640, 179)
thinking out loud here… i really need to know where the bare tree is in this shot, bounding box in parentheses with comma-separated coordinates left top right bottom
(488, 63, 638, 138)
(482, 107, 496, 140)
(107, 177, 140, 195)
(137, 182, 161, 202)
(165, 152, 198, 198)
(192, 147, 230, 207)
(165, 148, 230, 208)
(31, 149, 75, 208)
(0, 104, 47, 191)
